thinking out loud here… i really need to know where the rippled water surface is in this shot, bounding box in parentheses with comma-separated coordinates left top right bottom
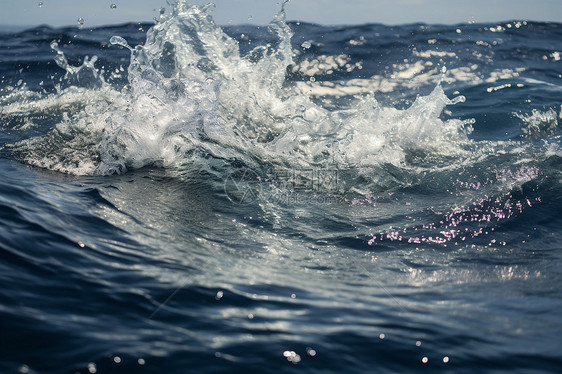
(1, 2, 561, 373)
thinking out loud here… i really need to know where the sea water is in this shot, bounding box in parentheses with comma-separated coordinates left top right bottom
(0, 2, 561, 373)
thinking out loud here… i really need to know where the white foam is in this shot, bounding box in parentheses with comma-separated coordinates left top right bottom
(6, 1, 483, 183)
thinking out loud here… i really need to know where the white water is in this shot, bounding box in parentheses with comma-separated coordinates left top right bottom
(2, 1, 504, 183)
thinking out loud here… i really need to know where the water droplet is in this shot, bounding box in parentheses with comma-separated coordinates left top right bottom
(38, 2, 43, 7)
(248, 15, 253, 21)
(301, 41, 312, 49)
(110, 3, 117, 9)
(443, 356, 450, 363)
(159, 7, 166, 15)
(113, 356, 121, 364)
(379, 333, 385, 339)
(77, 17, 85, 25)
(422, 357, 429, 364)
(137, 358, 145, 365)
(110, 36, 132, 51)
(216, 290, 223, 300)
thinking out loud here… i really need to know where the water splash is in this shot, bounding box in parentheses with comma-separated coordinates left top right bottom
(517, 107, 560, 139)
(4, 1, 499, 189)
(50, 41, 105, 89)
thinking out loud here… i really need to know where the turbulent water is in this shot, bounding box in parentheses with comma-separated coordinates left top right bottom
(1, 2, 561, 373)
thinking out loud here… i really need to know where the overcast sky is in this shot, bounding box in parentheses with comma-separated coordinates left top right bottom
(0, 0, 561, 27)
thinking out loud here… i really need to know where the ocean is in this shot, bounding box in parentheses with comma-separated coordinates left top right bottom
(1, 2, 561, 373)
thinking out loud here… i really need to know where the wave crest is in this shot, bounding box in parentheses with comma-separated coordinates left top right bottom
(5, 1, 477, 189)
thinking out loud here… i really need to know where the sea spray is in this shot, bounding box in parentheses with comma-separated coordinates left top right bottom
(6, 1, 480, 188)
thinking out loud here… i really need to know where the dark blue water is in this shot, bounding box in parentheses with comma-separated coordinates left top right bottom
(1, 3, 561, 373)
